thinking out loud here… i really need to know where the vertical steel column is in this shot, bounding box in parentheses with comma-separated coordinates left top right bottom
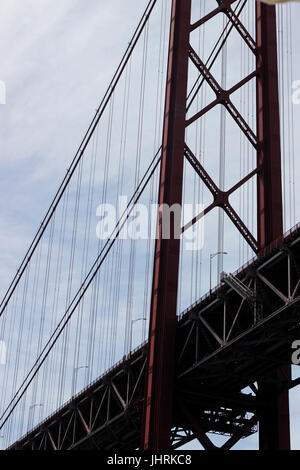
(256, 1, 283, 248)
(256, 1, 290, 450)
(142, 0, 191, 450)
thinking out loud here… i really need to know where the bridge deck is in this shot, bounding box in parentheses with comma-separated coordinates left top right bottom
(10, 224, 300, 450)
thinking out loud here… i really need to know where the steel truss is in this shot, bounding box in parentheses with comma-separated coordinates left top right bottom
(10, 225, 300, 451)
(144, 0, 286, 450)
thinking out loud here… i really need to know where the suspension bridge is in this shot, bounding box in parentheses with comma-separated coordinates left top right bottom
(0, 0, 299, 451)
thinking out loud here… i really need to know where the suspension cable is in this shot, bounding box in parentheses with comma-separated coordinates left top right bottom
(0, 0, 158, 319)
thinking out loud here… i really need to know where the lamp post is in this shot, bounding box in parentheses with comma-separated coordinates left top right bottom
(209, 251, 228, 293)
(129, 317, 147, 354)
(72, 365, 89, 396)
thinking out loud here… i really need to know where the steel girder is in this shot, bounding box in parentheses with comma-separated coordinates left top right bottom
(10, 225, 300, 451)
(10, 349, 148, 451)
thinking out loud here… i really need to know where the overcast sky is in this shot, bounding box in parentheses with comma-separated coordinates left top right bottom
(0, 0, 299, 450)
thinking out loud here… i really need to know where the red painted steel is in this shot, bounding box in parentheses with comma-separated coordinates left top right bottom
(256, 1, 290, 450)
(142, 0, 290, 451)
(256, 2, 283, 248)
(142, 0, 191, 450)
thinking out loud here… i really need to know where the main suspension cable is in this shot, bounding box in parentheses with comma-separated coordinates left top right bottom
(0, 0, 158, 319)
(0, 146, 161, 430)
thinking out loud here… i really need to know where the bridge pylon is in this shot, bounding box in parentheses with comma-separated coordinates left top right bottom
(143, 0, 290, 450)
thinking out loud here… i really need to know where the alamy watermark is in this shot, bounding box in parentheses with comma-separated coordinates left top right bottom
(96, 197, 204, 251)
(292, 80, 300, 105)
(0, 80, 6, 105)
(292, 340, 300, 365)
(0, 341, 6, 365)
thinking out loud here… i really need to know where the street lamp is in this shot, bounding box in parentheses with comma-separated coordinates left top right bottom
(209, 251, 228, 293)
(72, 365, 89, 396)
(129, 317, 147, 354)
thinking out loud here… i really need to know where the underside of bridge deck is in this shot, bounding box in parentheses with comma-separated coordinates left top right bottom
(9, 224, 300, 451)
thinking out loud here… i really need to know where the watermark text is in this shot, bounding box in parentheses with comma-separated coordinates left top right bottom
(0, 80, 6, 104)
(96, 197, 204, 251)
(292, 80, 300, 105)
(0, 341, 6, 365)
(292, 340, 300, 365)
